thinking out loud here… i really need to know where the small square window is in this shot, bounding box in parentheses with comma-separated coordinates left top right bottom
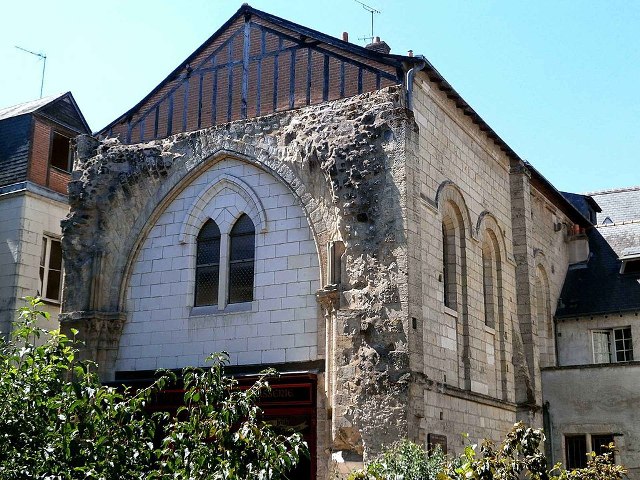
(50, 132, 72, 172)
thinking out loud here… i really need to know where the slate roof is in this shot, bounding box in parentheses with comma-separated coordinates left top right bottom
(587, 186, 640, 225)
(0, 92, 91, 188)
(560, 191, 601, 224)
(0, 93, 66, 121)
(557, 188, 640, 318)
(0, 114, 32, 187)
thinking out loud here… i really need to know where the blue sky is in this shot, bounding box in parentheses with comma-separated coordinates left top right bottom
(1, 1, 638, 193)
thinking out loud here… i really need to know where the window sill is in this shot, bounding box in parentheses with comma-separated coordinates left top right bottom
(443, 306, 458, 319)
(484, 324, 496, 335)
(49, 166, 72, 175)
(190, 301, 253, 317)
(39, 297, 61, 306)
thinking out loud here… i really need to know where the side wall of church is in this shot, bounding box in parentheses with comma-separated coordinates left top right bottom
(405, 72, 519, 453)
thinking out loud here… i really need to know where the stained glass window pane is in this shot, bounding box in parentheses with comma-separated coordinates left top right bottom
(195, 220, 221, 307)
(195, 265, 219, 306)
(228, 214, 255, 304)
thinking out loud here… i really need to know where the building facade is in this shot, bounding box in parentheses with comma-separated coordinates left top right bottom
(544, 186, 640, 477)
(57, 5, 637, 479)
(0, 93, 90, 337)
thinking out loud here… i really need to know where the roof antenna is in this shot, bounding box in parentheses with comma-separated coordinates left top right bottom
(15, 46, 47, 98)
(354, 0, 380, 44)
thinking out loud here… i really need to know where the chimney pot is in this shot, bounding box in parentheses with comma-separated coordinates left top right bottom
(342, 31, 349, 42)
(375, 36, 380, 43)
(408, 49, 413, 57)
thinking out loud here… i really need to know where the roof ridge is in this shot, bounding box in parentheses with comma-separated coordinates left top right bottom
(585, 185, 640, 195)
(595, 218, 640, 228)
(0, 92, 67, 121)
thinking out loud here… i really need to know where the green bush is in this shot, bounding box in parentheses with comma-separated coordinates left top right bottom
(347, 440, 445, 480)
(0, 297, 307, 479)
(346, 423, 626, 480)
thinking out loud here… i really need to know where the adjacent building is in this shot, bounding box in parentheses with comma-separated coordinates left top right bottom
(0, 93, 90, 336)
(544, 186, 640, 475)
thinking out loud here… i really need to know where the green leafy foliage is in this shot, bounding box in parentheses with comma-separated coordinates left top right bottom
(0, 297, 307, 479)
(346, 439, 445, 480)
(346, 423, 626, 480)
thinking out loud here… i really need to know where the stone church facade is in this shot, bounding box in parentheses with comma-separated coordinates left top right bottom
(58, 5, 636, 479)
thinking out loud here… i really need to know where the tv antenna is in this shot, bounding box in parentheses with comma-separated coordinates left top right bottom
(354, 0, 380, 44)
(15, 46, 47, 98)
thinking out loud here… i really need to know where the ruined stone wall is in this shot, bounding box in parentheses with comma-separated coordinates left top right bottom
(61, 86, 413, 473)
(404, 72, 519, 452)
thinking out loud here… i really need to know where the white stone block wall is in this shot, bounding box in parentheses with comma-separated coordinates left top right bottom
(118, 158, 321, 371)
(0, 191, 68, 336)
(0, 194, 24, 336)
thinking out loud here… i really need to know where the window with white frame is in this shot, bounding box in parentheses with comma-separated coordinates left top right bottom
(194, 214, 255, 308)
(592, 327, 633, 363)
(39, 236, 63, 302)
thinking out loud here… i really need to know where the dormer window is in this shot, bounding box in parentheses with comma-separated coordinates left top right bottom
(619, 248, 640, 274)
(50, 131, 72, 172)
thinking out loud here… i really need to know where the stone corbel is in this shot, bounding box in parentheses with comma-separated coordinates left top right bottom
(59, 310, 126, 381)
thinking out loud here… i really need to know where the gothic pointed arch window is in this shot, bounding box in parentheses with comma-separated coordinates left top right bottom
(195, 219, 221, 306)
(228, 214, 255, 304)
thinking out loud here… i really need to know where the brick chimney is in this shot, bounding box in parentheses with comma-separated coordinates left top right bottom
(365, 36, 390, 54)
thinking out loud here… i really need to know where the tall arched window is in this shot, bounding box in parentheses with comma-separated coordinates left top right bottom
(482, 243, 495, 328)
(228, 214, 255, 304)
(535, 266, 555, 367)
(195, 220, 221, 306)
(442, 220, 457, 310)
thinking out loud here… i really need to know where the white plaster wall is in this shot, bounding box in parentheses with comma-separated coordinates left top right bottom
(556, 313, 640, 366)
(0, 191, 67, 336)
(118, 158, 321, 371)
(542, 364, 640, 478)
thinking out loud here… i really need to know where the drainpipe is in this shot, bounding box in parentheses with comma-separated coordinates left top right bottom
(405, 54, 427, 111)
(543, 401, 554, 465)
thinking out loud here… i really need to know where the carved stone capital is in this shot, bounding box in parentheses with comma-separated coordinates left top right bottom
(59, 310, 126, 352)
(316, 285, 340, 313)
(59, 310, 126, 381)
